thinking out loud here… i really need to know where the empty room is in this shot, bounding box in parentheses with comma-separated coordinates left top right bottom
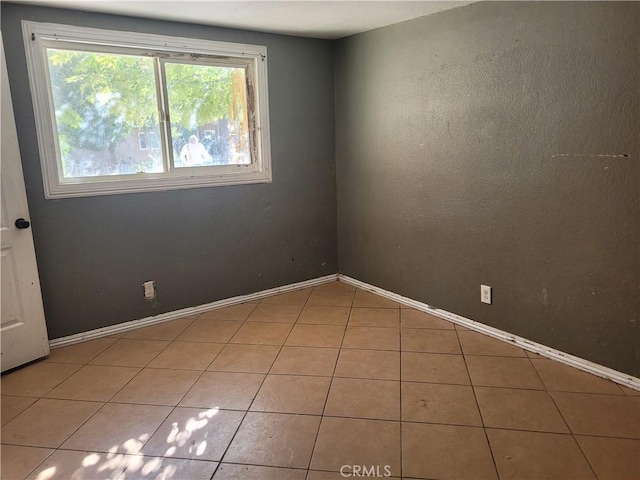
(1, 1, 638, 479)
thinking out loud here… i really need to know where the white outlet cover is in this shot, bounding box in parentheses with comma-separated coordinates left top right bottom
(481, 285, 492, 304)
(144, 281, 155, 299)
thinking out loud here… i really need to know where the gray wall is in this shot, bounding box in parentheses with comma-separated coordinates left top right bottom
(2, 3, 337, 339)
(335, 2, 639, 376)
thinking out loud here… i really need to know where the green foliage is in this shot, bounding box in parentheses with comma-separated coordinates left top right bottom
(165, 62, 233, 127)
(47, 48, 234, 156)
(48, 49, 157, 154)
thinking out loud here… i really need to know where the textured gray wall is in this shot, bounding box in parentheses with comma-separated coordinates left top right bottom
(2, 3, 337, 339)
(335, 2, 639, 376)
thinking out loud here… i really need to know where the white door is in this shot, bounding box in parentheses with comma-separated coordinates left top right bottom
(1, 33, 50, 372)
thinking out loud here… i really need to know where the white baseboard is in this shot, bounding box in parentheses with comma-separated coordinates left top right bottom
(49, 274, 338, 349)
(49, 271, 638, 392)
(339, 274, 640, 392)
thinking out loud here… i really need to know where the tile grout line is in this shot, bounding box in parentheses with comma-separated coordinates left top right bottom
(5, 331, 183, 480)
(3, 439, 56, 480)
(69, 313, 202, 478)
(11, 398, 107, 477)
(103, 314, 199, 403)
(454, 326, 501, 480)
(398, 306, 404, 480)
(3, 360, 104, 479)
(4, 418, 637, 450)
(529, 355, 601, 480)
(22, 307, 229, 479)
(306, 285, 356, 474)
(138, 310, 249, 477)
(204, 300, 274, 480)
(46, 339, 599, 358)
(209, 286, 319, 478)
(527, 354, 578, 437)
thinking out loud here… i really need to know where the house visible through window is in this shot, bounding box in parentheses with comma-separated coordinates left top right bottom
(23, 21, 271, 198)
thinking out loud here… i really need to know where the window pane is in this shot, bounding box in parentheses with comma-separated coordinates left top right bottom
(164, 62, 251, 167)
(46, 49, 163, 177)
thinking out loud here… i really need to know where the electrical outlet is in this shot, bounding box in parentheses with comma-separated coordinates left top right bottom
(143, 280, 156, 300)
(481, 285, 492, 304)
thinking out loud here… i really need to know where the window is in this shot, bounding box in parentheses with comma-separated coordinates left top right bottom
(22, 21, 271, 198)
(138, 133, 149, 151)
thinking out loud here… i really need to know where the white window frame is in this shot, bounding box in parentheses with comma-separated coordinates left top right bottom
(22, 21, 272, 198)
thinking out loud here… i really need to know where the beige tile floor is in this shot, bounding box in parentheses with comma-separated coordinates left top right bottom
(1, 280, 639, 480)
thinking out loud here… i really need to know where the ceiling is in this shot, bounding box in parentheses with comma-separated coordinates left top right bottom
(16, 1, 475, 39)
